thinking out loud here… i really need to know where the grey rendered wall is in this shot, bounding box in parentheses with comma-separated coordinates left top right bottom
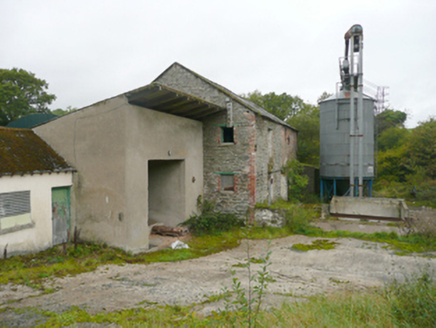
(35, 96, 203, 253)
(124, 103, 203, 252)
(34, 96, 129, 248)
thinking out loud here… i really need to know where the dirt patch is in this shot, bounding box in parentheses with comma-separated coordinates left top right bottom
(1, 222, 435, 324)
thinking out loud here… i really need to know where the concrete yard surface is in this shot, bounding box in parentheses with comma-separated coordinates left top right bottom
(1, 222, 435, 326)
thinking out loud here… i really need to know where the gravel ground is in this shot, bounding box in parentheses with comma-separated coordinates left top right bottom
(1, 222, 435, 326)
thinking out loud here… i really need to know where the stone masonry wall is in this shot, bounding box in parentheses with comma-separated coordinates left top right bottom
(255, 116, 297, 204)
(156, 64, 297, 217)
(156, 65, 256, 218)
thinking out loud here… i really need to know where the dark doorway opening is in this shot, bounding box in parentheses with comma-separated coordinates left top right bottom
(148, 160, 185, 227)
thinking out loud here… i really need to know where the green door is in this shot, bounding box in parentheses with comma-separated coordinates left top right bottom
(52, 187, 71, 245)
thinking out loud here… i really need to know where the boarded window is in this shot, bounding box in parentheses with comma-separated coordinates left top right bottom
(221, 174, 235, 191)
(221, 127, 234, 143)
(0, 191, 32, 231)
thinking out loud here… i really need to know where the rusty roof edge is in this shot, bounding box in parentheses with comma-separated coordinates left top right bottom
(154, 62, 298, 131)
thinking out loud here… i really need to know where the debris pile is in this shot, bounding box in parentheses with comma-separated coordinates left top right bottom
(151, 225, 188, 237)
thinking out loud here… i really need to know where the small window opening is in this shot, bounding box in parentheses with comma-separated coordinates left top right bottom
(221, 127, 234, 143)
(221, 174, 235, 191)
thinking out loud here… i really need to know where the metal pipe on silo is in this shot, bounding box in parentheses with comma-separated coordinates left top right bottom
(319, 24, 376, 200)
(349, 36, 355, 197)
(357, 34, 364, 197)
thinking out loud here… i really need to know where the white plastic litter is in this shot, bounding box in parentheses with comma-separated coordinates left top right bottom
(170, 240, 189, 250)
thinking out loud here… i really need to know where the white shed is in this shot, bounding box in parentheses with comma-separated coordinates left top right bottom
(0, 127, 74, 257)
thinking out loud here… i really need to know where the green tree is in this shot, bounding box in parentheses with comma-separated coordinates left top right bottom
(377, 145, 412, 182)
(243, 90, 306, 121)
(287, 104, 320, 166)
(377, 126, 410, 152)
(51, 106, 77, 116)
(376, 109, 407, 135)
(317, 91, 332, 103)
(0, 68, 56, 126)
(242, 90, 321, 166)
(408, 117, 436, 178)
(282, 160, 309, 202)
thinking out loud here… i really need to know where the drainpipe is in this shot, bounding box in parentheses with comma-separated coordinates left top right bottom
(226, 98, 233, 127)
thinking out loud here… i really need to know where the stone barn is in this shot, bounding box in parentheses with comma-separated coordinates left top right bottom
(155, 63, 297, 216)
(34, 62, 297, 252)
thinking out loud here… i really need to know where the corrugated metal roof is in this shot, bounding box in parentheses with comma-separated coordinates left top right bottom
(125, 83, 225, 120)
(0, 127, 75, 177)
(154, 62, 297, 131)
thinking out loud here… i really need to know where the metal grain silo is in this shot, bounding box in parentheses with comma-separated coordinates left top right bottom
(319, 90, 375, 199)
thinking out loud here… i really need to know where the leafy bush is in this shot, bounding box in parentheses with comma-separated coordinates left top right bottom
(282, 160, 309, 202)
(181, 197, 244, 235)
(374, 176, 436, 208)
(284, 204, 316, 234)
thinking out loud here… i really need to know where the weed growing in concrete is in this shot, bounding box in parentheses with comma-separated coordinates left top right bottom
(218, 227, 274, 328)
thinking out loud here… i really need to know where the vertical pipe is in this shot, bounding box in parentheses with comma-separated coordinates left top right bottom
(320, 179, 323, 201)
(357, 35, 364, 197)
(333, 179, 337, 196)
(355, 178, 358, 196)
(335, 83, 339, 129)
(349, 37, 355, 197)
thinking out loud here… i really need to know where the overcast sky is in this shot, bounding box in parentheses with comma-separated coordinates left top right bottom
(1, 0, 435, 128)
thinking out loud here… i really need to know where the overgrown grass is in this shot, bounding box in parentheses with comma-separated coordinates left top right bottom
(255, 199, 319, 212)
(6, 271, 434, 327)
(385, 270, 436, 327)
(0, 227, 290, 290)
(291, 239, 338, 252)
(258, 200, 436, 255)
(2, 201, 433, 290)
(309, 229, 436, 256)
(2, 200, 436, 326)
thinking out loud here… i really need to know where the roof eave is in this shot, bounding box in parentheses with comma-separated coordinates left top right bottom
(155, 62, 297, 131)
